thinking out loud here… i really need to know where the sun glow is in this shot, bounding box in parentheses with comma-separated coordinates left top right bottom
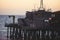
(0, 0, 60, 15)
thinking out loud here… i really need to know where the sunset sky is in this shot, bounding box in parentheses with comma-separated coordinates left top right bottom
(0, 0, 60, 15)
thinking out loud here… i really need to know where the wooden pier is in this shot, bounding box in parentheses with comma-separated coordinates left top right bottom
(5, 11, 60, 40)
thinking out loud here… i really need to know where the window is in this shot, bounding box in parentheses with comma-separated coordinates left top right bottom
(44, 20, 49, 22)
(51, 14, 55, 17)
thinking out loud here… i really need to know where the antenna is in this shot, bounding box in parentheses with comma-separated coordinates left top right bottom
(40, 0, 43, 9)
(39, 0, 44, 10)
(33, 4, 36, 11)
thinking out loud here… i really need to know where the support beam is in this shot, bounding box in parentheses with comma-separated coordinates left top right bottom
(7, 27, 9, 40)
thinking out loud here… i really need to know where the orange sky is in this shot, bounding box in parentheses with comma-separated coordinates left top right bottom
(0, 0, 60, 15)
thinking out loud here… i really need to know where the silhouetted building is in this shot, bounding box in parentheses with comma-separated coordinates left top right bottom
(18, 10, 52, 30)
